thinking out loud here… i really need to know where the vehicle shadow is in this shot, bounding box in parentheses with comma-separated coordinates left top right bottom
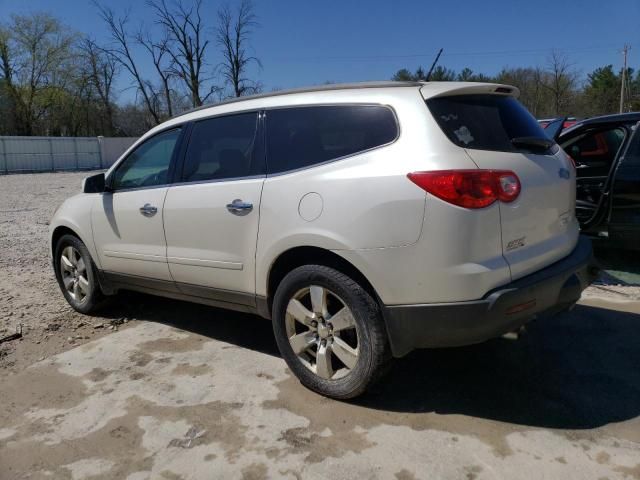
(360, 304, 640, 430)
(98, 294, 640, 430)
(97, 291, 280, 357)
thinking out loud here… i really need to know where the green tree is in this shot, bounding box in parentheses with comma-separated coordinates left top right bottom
(583, 65, 620, 116)
(428, 65, 456, 81)
(0, 13, 76, 135)
(391, 65, 456, 82)
(391, 68, 417, 81)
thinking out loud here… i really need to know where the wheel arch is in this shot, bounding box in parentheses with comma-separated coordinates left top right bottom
(50, 224, 97, 267)
(265, 246, 380, 318)
(51, 225, 82, 255)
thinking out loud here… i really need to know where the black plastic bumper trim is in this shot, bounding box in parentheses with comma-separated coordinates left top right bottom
(382, 236, 597, 357)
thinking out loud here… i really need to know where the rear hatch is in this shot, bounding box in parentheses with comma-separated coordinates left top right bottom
(423, 87, 578, 280)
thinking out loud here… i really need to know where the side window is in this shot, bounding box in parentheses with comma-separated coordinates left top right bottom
(266, 105, 398, 174)
(181, 112, 260, 182)
(111, 128, 181, 190)
(622, 123, 640, 165)
(561, 127, 625, 177)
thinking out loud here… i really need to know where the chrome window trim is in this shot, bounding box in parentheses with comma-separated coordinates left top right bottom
(106, 103, 401, 189)
(170, 174, 266, 188)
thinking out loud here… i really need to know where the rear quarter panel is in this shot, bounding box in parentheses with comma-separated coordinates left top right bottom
(255, 87, 482, 299)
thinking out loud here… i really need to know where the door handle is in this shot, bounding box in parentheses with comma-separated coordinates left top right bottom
(139, 203, 158, 217)
(226, 199, 253, 215)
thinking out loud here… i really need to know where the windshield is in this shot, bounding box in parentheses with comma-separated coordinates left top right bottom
(427, 94, 549, 153)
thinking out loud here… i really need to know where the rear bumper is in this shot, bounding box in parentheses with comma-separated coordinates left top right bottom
(382, 235, 598, 357)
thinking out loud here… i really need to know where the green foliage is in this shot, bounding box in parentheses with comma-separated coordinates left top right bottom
(583, 65, 622, 116)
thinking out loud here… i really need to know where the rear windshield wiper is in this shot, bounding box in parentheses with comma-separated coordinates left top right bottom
(511, 136, 555, 153)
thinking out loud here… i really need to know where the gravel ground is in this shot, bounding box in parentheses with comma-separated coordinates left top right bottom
(1, 170, 639, 376)
(0, 172, 125, 374)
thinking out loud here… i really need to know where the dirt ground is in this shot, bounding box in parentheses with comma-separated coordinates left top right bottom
(1, 172, 639, 479)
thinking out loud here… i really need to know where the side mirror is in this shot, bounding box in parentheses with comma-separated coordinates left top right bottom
(82, 172, 106, 193)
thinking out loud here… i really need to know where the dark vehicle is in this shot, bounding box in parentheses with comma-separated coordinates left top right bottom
(548, 113, 640, 250)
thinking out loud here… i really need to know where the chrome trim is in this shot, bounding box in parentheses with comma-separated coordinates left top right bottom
(226, 199, 254, 215)
(167, 256, 243, 270)
(169, 174, 266, 188)
(103, 250, 166, 263)
(139, 203, 158, 217)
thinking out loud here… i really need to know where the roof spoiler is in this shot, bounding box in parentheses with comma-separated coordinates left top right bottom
(420, 82, 520, 100)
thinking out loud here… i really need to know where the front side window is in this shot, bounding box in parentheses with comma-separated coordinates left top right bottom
(266, 105, 398, 174)
(561, 127, 625, 177)
(181, 112, 260, 182)
(111, 128, 181, 190)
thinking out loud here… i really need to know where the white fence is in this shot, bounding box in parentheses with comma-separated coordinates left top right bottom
(0, 136, 138, 174)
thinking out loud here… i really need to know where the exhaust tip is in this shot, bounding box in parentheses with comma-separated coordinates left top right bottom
(502, 325, 527, 341)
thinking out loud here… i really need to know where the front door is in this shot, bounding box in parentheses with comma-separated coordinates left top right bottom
(91, 127, 182, 283)
(609, 122, 640, 248)
(559, 125, 626, 225)
(163, 112, 264, 305)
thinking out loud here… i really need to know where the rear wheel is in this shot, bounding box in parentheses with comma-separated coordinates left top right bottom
(54, 234, 105, 314)
(272, 265, 390, 399)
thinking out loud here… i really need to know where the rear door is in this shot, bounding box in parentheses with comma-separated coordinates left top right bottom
(426, 93, 577, 280)
(162, 111, 264, 305)
(608, 122, 640, 248)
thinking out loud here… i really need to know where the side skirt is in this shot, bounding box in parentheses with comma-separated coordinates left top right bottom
(98, 270, 271, 318)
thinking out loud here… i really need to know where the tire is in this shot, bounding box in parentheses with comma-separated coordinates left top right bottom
(53, 234, 106, 314)
(272, 265, 391, 399)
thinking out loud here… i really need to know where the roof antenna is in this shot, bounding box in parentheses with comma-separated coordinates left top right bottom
(425, 48, 443, 81)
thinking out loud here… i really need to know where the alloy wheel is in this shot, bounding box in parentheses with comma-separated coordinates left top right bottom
(285, 285, 359, 380)
(60, 246, 89, 304)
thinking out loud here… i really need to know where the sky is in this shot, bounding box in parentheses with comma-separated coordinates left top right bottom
(0, 0, 638, 103)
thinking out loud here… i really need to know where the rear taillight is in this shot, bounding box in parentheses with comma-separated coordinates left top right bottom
(407, 170, 521, 209)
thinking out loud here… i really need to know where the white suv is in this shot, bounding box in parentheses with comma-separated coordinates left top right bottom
(50, 81, 596, 398)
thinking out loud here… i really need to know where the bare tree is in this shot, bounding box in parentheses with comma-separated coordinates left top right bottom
(148, 0, 215, 108)
(135, 30, 175, 117)
(80, 38, 118, 134)
(216, 0, 261, 98)
(543, 50, 579, 116)
(94, 3, 162, 124)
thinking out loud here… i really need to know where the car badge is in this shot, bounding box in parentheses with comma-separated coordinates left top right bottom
(558, 168, 570, 179)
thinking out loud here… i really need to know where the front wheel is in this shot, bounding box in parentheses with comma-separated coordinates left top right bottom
(54, 234, 105, 314)
(272, 265, 391, 399)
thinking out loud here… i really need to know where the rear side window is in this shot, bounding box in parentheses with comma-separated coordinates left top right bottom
(427, 94, 548, 152)
(266, 105, 398, 174)
(181, 112, 260, 182)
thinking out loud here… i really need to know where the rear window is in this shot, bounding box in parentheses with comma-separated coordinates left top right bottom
(427, 94, 548, 152)
(266, 105, 398, 174)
